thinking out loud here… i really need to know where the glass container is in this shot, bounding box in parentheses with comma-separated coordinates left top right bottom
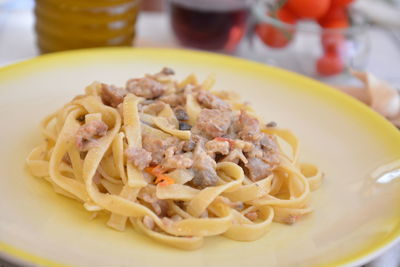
(168, 0, 253, 53)
(34, 0, 141, 53)
(247, 1, 369, 81)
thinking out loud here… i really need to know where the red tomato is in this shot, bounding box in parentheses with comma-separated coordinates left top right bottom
(331, 0, 355, 8)
(322, 19, 349, 28)
(256, 7, 297, 49)
(318, 6, 349, 28)
(286, 0, 331, 19)
(316, 52, 344, 76)
(275, 6, 298, 24)
(256, 24, 294, 48)
(321, 31, 345, 54)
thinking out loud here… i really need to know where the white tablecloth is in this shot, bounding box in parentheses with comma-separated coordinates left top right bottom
(0, 0, 399, 266)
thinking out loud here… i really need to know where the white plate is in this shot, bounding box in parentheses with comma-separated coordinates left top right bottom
(0, 48, 400, 267)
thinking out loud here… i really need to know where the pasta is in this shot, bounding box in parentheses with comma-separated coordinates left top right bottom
(26, 68, 322, 250)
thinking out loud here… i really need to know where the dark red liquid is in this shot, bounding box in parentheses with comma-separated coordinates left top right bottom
(170, 0, 250, 52)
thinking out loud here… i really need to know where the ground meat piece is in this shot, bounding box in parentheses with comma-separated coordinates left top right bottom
(161, 67, 175, 75)
(182, 139, 196, 152)
(142, 135, 179, 165)
(182, 135, 206, 153)
(142, 136, 165, 165)
(191, 169, 219, 189)
(245, 211, 258, 221)
(234, 140, 254, 152)
(246, 146, 264, 159)
(126, 77, 165, 99)
(125, 147, 152, 170)
(100, 84, 127, 108)
(191, 142, 218, 188)
(75, 120, 108, 151)
(284, 215, 300, 225)
(151, 200, 169, 217)
(174, 107, 189, 121)
(142, 101, 165, 115)
(164, 145, 176, 158)
(205, 139, 230, 157)
(218, 196, 244, 210)
(266, 121, 277, 128)
(174, 141, 185, 153)
(139, 188, 169, 217)
(196, 90, 230, 110)
(194, 109, 233, 138)
(162, 153, 193, 170)
(193, 145, 217, 171)
(139, 187, 156, 203)
(179, 121, 192, 131)
(159, 94, 185, 107)
(143, 215, 155, 230)
(161, 217, 174, 228)
(238, 111, 261, 141)
(260, 133, 279, 151)
(245, 157, 273, 181)
(262, 151, 280, 170)
(259, 134, 280, 169)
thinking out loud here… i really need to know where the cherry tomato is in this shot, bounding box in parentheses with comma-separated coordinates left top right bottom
(323, 19, 349, 28)
(256, 7, 297, 48)
(316, 52, 344, 76)
(331, 0, 355, 8)
(275, 6, 298, 24)
(286, 0, 331, 19)
(321, 31, 345, 54)
(257, 24, 294, 48)
(318, 6, 349, 28)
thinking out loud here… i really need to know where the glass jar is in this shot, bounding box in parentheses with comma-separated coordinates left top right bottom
(34, 0, 141, 53)
(168, 0, 252, 53)
(246, 1, 370, 81)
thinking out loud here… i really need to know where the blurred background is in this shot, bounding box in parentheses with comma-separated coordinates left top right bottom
(0, 0, 400, 86)
(0, 0, 400, 266)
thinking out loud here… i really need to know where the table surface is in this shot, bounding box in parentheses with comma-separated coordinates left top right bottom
(0, 1, 400, 266)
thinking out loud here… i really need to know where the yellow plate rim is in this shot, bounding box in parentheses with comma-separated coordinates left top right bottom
(1, 47, 400, 267)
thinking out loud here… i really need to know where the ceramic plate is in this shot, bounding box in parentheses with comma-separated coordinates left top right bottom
(0, 48, 400, 267)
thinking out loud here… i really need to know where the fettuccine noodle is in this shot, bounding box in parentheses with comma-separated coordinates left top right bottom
(26, 68, 322, 250)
